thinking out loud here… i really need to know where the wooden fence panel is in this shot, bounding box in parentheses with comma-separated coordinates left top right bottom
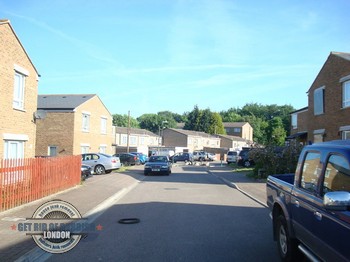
(0, 155, 81, 212)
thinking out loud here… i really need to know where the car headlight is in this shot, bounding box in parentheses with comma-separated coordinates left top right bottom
(161, 165, 168, 168)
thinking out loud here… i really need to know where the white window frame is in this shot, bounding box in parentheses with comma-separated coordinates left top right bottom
(314, 86, 325, 115)
(99, 145, 107, 153)
(48, 146, 58, 156)
(82, 112, 91, 132)
(80, 144, 90, 154)
(100, 117, 107, 134)
(130, 136, 137, 145)
(4, 140, 24, 159)
(13, 71, 26, 110)
(291, 113, 298, 129)
(342, 131, 350, 140)
(342, 80, 350, 108)
(121, 135, 128, 145)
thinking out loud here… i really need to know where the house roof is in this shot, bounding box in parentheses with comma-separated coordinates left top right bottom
(37, 94, 96, 111)
(290, 107, 308, 114)
(223, 122, 250, 128)
(216, 134, 248, 142)
(167, 128, 219, 138)
(0, 19, 40, 77)
(332, 51, 350, 61)
(115, 127, 158, 137)
(307, 51, 350, 93)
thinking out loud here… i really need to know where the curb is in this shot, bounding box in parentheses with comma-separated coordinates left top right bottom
(208, 170, 268, 208)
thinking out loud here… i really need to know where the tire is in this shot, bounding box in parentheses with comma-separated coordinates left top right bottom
(243, 160, 251, 167)
(276, 215, 299, 262)
(95, 165, 105, 175)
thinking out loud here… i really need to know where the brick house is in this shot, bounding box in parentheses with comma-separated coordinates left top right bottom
(289, 52, 350, 143)
(113, 126, 160, 155)
(35, 94, 114, 156)
(223, 122, 253, 142)
(163, 128, 220, 152)
(0, 20, 40, 159)
(216, 134, 251, 151)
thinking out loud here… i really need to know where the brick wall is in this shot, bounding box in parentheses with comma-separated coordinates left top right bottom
(0, 21, 39, 158)
(73, 96, 114, 155)
(35, 112, 75, 156)
(307, 53, 350, 142)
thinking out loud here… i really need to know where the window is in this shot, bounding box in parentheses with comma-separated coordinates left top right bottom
(300, 152, 321, 194)
(13, 71, 25, 110)
(81, 145, 90, 154)
(130, 136, 137, 145)
(99, 145, 107, 153)
(48, 146, 57, 156)
(314, 87, 325, 115)
(122, 135, 127, 145)
(82, 113, 90, 132)
(101, 117, 107, 134)
(233, 127, 241, 133)
(342, 131, 350, 140)
(291, 114, 297, 129)
(4, 140, 24, 159)
(323, 155, 350, 195)
(342, 80, 350, 108)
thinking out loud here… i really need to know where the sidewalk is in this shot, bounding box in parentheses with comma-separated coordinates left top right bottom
(207, 164, 267, 207)
(0, 167, 145, 262)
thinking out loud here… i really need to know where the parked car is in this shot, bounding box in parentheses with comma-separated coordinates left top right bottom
(170, 152, 193, 163)
(114, 153, 140, 166)
(81, 164, 93, 180)
(130, 152, 148, 164)
(207, 153, 217, 161)
(144, 155, 172, 176)
(192, 151, 209, 161)
(237, 149, 255, 167)
(226, 151, 238, 164)
(81, 153, 121, 175)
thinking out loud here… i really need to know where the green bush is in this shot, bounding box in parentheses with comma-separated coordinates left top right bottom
(249, 143, 303, 179)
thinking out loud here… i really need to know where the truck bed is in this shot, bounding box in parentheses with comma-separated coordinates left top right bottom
(266, 173, 294, 209)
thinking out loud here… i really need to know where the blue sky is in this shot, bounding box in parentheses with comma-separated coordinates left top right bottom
(1, 0, 349, 118)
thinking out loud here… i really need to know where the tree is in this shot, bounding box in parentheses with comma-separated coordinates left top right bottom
(113, 114, 139, 128)
(266, 117, 287, 145)
(137, 114, 159, 133)
(184, 106, 225, 134)
(184, 105, 202, 131)
(208, 112, 225, 135)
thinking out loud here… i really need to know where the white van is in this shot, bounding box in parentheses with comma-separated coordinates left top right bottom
(226, 151, 238, 164)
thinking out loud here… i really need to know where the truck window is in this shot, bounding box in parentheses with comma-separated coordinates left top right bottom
(322, 154, 350, 195)
(300, 152, 321, 194)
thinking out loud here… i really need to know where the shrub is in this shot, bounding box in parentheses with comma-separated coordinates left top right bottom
(249, 143, 303, 179)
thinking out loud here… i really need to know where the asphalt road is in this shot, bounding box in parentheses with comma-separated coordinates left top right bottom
(46, 164, 279, 262)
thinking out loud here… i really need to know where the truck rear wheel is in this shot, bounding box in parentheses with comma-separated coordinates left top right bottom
(276, 215, 299, 262)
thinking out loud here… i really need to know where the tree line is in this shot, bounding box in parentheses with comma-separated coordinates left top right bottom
(112, 103, 295, 146)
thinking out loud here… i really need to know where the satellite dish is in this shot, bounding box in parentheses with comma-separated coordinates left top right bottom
(33, 110, 47, 120)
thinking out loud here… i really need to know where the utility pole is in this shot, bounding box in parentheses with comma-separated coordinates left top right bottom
(126, 110, 130, 153)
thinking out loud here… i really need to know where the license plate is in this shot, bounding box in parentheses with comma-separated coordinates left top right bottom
(152, 169, 160, 171)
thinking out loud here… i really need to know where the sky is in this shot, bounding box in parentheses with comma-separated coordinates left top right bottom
(1, 0, 350, 118)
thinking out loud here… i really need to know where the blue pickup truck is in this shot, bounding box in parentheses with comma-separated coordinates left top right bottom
(267, 140, 350, 262)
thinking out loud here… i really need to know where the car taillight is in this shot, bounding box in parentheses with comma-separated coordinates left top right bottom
(112, 159, 116, 163)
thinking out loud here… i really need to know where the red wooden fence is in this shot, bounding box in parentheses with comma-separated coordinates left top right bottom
(0, 155, 81, 212)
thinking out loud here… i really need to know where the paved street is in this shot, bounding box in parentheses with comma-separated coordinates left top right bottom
(0, 162, 276, 262)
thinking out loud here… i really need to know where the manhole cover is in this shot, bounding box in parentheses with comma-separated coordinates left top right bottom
(118, 218, 140, 224)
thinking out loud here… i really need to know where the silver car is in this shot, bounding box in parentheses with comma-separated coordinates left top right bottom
(81, 153, 121, 175)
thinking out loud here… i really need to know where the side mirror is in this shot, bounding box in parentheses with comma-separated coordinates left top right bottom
(324, 191, 350, 211)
